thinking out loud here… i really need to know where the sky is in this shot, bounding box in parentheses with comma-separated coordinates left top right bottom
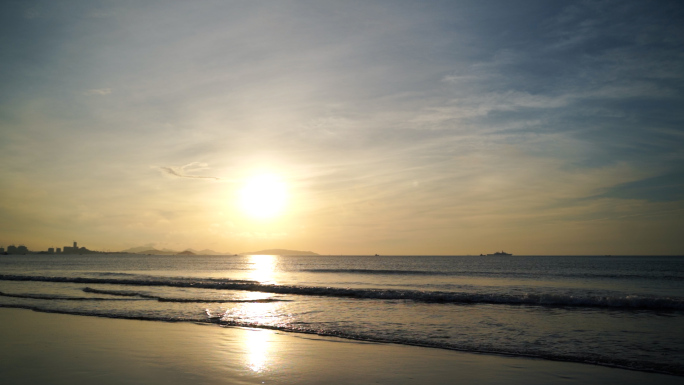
(1, 0, 683, 255)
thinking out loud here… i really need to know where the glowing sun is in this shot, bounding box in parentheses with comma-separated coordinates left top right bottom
(239, 174, 287, 218)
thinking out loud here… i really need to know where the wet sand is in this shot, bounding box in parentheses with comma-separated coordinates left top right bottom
(0, 308, 680, 385)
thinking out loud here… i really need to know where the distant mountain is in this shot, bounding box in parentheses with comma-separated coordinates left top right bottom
(121, 245, 320, 256)
(120, 245, 158, 253)
(136, 249, 177, 255)
(120, 246, 231, 255)
(240, 249, 318, 256)
(186, 249, 231, 255)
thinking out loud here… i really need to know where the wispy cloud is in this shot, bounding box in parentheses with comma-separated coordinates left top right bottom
(24, 6, 47, 19)
(158, 162, 222, 180)
(83, 88, 112, 96)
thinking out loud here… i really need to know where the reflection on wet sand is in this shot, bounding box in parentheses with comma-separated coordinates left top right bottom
(243, 328, 272, 373)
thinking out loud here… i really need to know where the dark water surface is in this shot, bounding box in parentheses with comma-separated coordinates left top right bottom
(1, 254, 683, 376)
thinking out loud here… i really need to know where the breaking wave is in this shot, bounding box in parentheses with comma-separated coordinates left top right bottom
(1, 274, 681, 311)
(81, 287, 290, 303)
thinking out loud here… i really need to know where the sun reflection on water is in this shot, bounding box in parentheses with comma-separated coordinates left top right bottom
(227, 255, 285, 373)
(248, 254, 278, 284)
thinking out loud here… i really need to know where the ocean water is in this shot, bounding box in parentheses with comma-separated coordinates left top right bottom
(1, 254, 683, 376)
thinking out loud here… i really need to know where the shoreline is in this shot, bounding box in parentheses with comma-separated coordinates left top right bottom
(1, 307, 681, 384)
(1, 303, 680, 376)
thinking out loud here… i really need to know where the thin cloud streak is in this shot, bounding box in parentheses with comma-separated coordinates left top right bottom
(83, 88, 112, 96)
(158, 163, 223, 180)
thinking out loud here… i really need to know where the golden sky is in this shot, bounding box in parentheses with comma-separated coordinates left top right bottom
(1, 1, 683, 255)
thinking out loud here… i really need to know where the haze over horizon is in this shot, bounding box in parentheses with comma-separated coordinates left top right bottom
(2, 1, 683, 255)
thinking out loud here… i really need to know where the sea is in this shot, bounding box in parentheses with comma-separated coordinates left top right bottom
(1, 254, 683, 377)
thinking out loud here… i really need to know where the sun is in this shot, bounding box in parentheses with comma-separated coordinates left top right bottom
(239, 174, 288, 219)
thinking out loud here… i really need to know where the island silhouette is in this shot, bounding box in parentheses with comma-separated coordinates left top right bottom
(120, 246, 318, 256)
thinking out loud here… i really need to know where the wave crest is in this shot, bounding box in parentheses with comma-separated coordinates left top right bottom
(1, 274, 681, 311)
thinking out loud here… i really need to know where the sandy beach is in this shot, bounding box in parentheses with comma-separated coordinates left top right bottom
(0, 308, 680, 385)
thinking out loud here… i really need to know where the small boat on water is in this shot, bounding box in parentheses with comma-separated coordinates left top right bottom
(485, 251, 512, 256)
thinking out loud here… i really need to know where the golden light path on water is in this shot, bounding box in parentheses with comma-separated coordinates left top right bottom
(248, 254, 278, 284)
(242, 254, 280, 372)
